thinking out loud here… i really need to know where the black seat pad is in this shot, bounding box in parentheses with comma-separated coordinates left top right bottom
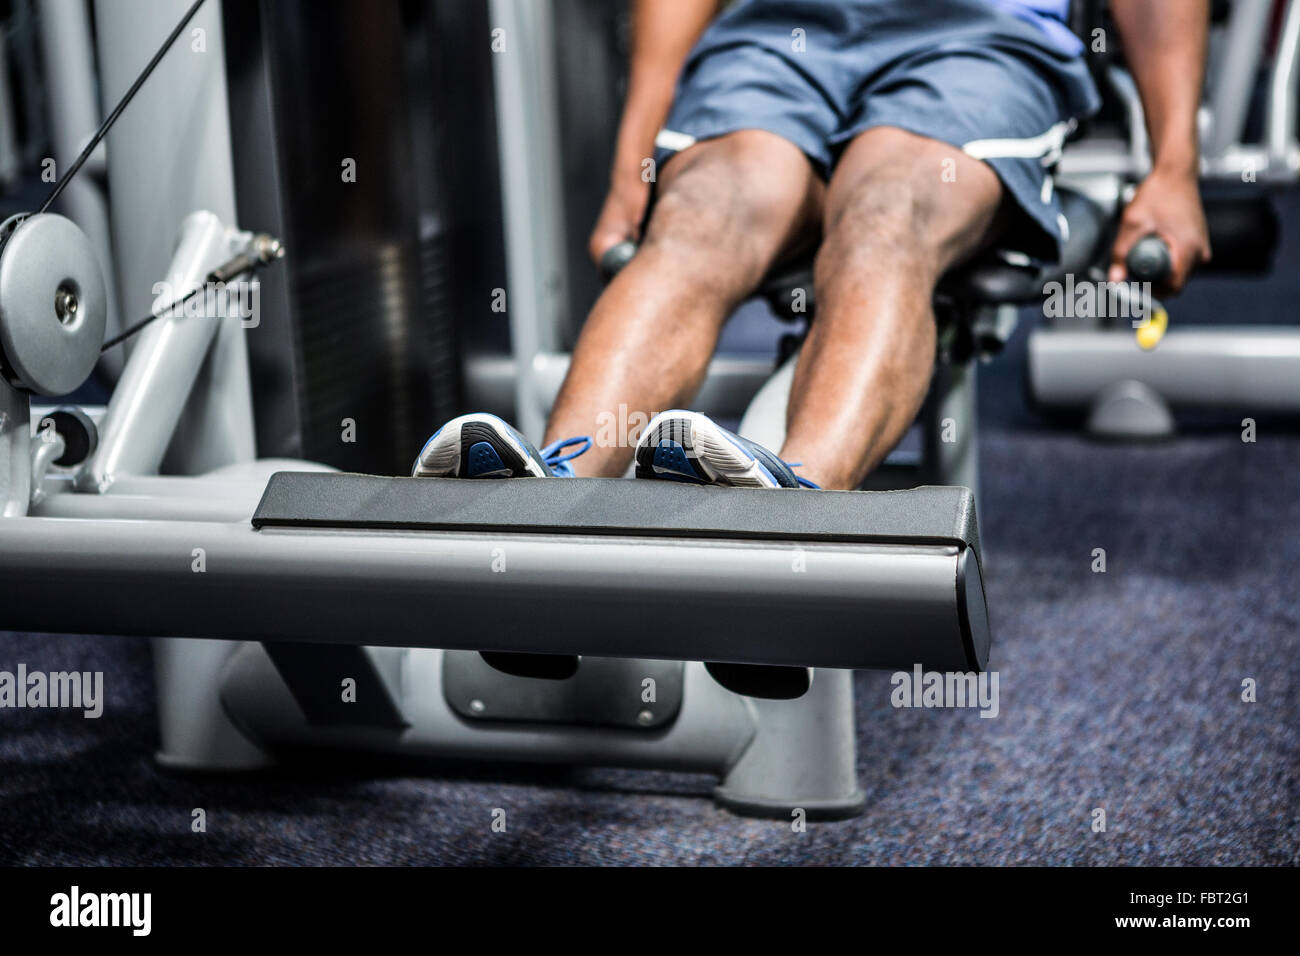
(940, 187, 1107, 303)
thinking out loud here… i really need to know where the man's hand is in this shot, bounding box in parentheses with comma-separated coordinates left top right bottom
(588, 168, 652, 265)
(589, 0, 721, 266)
(1108, 168, 1210, 294)
(1109, 0, 1210, 295)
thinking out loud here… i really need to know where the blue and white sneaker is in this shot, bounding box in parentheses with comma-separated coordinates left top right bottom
(635, 410, 817, 489)
(413, 413, 590, 479)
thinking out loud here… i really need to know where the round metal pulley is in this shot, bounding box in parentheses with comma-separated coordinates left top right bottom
(0, 212, 107, 396)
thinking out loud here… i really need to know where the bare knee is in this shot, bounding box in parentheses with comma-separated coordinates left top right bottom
(822, 165, 955, 272)
(642, 132, 821, 298)
(821, 128, 1002, 274)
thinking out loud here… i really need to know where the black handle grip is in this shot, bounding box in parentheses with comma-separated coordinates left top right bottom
(598, 240, 639, 281)
(1125, 234, 1172, 284)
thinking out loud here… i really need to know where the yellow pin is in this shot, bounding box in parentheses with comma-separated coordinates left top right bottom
(1136, 305, 1168, 351)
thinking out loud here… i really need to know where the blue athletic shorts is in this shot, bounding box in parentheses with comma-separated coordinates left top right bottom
(653, 0, 1102, 262)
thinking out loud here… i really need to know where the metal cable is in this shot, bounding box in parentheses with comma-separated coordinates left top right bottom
(37, 0, 208, 214)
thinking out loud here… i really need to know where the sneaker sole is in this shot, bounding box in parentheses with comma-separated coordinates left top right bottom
(635, 411, 779, 488)
(413, 414, 549, 479)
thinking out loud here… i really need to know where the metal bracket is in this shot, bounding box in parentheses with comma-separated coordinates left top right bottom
(443, 652, 684, 730)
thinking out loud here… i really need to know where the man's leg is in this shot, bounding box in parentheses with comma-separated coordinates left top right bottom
(544, 129, 823, 476)
(779, 127, 1005, 490)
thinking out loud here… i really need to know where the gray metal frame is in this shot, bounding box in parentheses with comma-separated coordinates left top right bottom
(488, 0, 571, 441)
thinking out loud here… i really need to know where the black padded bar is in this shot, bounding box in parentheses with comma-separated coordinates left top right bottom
(253, 473, 981, 553)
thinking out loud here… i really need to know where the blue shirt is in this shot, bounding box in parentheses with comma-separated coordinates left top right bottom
(987, 0, 1083, 55)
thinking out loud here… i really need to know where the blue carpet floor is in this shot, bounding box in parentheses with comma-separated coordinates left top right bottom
(2, 406, 1296, 864)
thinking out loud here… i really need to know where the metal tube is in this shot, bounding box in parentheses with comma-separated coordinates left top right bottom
(36, 463, 333, 520)
(466, 352, 780, 424)
(0, 516, 981, 671)
(36, 0, 123, 367)
(77, 211, 237, 491)
(27, 424, 65, 507)
(487, 0, 570, 440)
(1207, 0, 1273, 156)
(924, 361, 979, 498)
(31, 476, 263, 521)
(1107, 66, 1149, 177)
(0, 381, 30, 517)
(0, 23, 17, 189)
(1028, 327, 1300, 408)
(1268, 0, 1300, 167)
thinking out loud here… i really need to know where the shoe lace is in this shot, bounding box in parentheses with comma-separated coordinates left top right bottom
(540, 436, 592, 472)
(782, 462, 821, 490)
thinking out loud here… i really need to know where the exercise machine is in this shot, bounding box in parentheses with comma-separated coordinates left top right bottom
(0, 0, 1174, 820)
(0, 197, 998, 817)
(2, 190, 1160, 819)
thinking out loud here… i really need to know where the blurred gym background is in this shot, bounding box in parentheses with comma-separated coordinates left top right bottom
(0, 0, 1295, 864)
(1, 0, 1296, 466)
